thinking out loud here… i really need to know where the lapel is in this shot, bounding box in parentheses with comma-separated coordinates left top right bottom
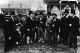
(11, 16, 14, 22)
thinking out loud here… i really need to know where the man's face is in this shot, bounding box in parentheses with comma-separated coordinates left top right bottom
(66, 5, 69, 7)
(30, 14, 34, 17)
(52, 15, 56, 19)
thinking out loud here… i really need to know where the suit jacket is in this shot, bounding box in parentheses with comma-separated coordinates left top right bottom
(73, 16, 79, 30)
(33, 17, 40, 28)
(67, 16, 73, 31)
(51, 18, 60, 33)
(26, 17, 34, 30)
(72, 16, 79, 35)
(67, 15, 79, 33)
(60, 16, 67, 31)
(39, 16, 47, 28)
(3, 17, 15, 38)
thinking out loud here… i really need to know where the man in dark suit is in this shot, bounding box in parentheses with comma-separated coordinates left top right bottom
(68, 10, 79, 49)
(25, 11, 34, 44)
(60, 12, 68, 45)
(51, 13, 60, 44)
(3, 15, 15, 52)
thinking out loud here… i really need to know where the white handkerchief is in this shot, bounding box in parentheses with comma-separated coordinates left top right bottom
(69, 24, 72, 26)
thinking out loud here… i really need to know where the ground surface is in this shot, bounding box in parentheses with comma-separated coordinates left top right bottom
(7, 43, 79, 53)
(0, 29, 80, 53)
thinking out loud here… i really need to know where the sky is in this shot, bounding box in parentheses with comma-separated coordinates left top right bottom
(0, 0, 79, 7)
(0, 0, 43, 6)
(0, 0, 44, 11)
(0, 0, 80, 5)
(0, 0, 43, 10)
(0, 0, 8, 5)
(0, 0, 79, 11)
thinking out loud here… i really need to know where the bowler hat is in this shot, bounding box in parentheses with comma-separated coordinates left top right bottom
(29, 11, 34, 15)
(39, 12, 43, 15)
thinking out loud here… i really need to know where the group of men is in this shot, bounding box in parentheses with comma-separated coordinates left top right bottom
(60, 9, 79, 49)
(2, 11, 47, 52)
(1, 9, 79, 52)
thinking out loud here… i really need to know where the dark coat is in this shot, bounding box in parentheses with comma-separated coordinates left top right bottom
(60, 16, 67, 31)
(26, 17, 34, 30)
(72, 16, 79, 35)
(39, 16, 47, 31)
(66, 16, 73, 31)
(67, 15, 79, 34)
(51, 18, 60, 33)
(33, 17, 40, 28)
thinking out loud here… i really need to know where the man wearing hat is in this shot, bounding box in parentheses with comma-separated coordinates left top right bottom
(38, 12, 47, 42)
(4, 14, 15, 52)
(3, 15, 11, 52)
(68, 9, 79, 49)
(50, 13, 60, 44)
(25, 11, 34, 44)
(66, 9, 79, 49)
(60, 11, 69, 45)
(63, 4, 71, 14)
(46, 12, 53, 43)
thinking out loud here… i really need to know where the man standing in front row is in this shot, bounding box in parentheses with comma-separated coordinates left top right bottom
(3, 14, 15, 52)
(68, 9, 79, 49)
(51, 13, 60, 44)
(25, 11, 34, 44)
(60, 12, 68, 45)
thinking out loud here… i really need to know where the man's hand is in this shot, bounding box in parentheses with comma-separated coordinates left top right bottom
(50, 30, 52, 32)
(40, 22, 43, 24)
(27, 29, 30, 31)
(9, 37, 11, 40)
(52, 24, 55, 27)
(36, 27, 38, 29)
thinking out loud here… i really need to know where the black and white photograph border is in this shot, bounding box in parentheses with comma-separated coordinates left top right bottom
(0, 0, 80, 53)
